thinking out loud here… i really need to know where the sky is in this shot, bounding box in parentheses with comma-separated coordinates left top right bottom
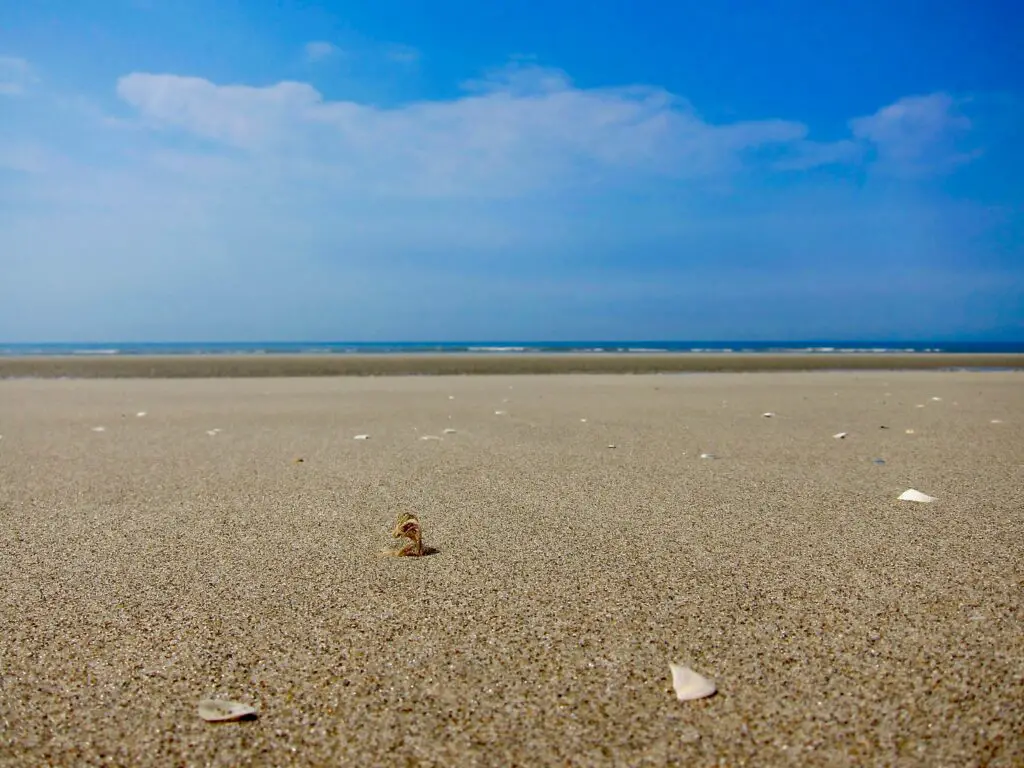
(1, 0, 1022, 342)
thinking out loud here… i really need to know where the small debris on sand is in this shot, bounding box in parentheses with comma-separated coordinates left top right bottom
(670, 664, 717, 701)
(898, 489, 936, 503)
(198, 699, 257, 723)
(383, 512, 424, 557)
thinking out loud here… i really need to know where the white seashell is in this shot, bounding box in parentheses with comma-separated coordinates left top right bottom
(206, 429, 222, 436)
(92, 426, 106, 432)
(930, 397, 942, 401)
(198, 699, 257, 722)
(494, 410, 507, 415)
(699, 453, 717, 460)
(443, 428, 456, 434)
(832, 432, 847, 439)
(761, 412, 775, 418)
(136, 411, 147, 417)
(670, 664, 716, 701)
(990, 419, 1003, 424)
(448, 395, 455, 400)
(606, 444, 616, 449)
(580, 418, 587, 423)
(420, 435, 442, 441)
(905, 429, 915, 434)
(915, 404, 925, 408)
(898, 489, 936, 503)
(353, 434, 370, 440)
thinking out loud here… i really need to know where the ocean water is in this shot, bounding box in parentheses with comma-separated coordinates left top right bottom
(1, 341, 1021, 356)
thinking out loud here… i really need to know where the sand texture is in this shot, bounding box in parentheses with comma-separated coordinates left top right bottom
(0, 372, 1022, 766)
(1, 352, 1023, 379)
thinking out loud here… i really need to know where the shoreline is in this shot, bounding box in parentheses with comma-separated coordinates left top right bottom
(1, 352, 1023, 378)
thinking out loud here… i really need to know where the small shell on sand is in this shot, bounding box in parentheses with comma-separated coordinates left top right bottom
(443, 428, 456, 434)
(905, 429, 915, 434)
(898, 489, 936, 503)
(353, 434, 370, 440)
(832, 432, 848, 439)
(991, 419, 1003, 424)
(136, 411, 147, 417)
(606, 444, 616, 449)
(198, 699, 257, 722)
(762, 412, 775, 418)
(206, 429, 221, 436)
(420, 435, 442, 441)
(699, 453, 717, 460)
(580, 418, 588, 423)
(670, 664, 717, 701)
(91, 426, 106, 432)
(494, 410, 507, 415)
(931, 397, 942, 401)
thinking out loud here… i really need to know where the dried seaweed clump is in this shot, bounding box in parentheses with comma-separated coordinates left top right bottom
(384, 512, 424, 557)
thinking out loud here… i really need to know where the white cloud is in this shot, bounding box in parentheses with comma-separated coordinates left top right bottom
(115, 64, 816, 197)
(0, 56, 35, 96)
(850, 93, 975, 174)
(304, 41, 339, 62)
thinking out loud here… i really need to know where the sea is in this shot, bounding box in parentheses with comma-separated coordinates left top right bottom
(1, 341, 1021, 356)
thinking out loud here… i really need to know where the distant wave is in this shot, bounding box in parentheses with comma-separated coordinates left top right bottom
(1, 341, 1021, 357)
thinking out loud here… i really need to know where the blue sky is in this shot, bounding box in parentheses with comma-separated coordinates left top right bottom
(1, 0, 1022, 342)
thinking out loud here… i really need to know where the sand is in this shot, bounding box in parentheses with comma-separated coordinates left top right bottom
(1, 352, 1023, 379)
(0, 371, 1021, 766)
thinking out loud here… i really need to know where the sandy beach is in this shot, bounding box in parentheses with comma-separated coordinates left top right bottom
(1, 371, 1021, 766)
(1, 352, 1023, 379)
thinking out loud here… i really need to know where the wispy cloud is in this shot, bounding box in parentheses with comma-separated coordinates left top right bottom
(303, 41, 339, 63)
(114, 64, 826, 197)
(0, 56, 35, 96)
(851, 93, 976, 175)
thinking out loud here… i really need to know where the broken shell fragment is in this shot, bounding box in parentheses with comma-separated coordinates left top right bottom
(198, 699, 257, 722)
(91, 426, 106, 432)
(136, 411, 147, 417)
(386, 512, 424, 557)
(420, 435, 442, 441)
(494, 410, 507, 415)
(353, 434, 370, 440)
(699, 453, 717, 460)
(443, 428, 457, 434)
(898, 489, 936, 503)
(761, 412, 775, 418)
(832, 432, 848, 439)
(670, 664, 717, 701)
